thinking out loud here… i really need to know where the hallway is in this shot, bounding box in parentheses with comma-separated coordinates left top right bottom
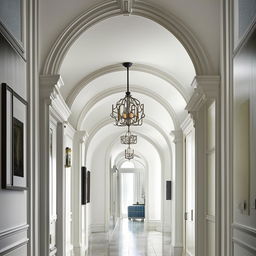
(88, 219, 171, 256)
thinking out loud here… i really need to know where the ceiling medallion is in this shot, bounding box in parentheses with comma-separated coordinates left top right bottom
(125, 144, 134, 160)
(120, 126, 137, 144)
(110, 62, 145, 126)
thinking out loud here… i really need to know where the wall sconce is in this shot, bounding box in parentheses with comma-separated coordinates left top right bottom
(65, 147, 72, 167)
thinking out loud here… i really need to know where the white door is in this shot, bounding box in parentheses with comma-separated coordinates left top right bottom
(184, 129, 195, 256)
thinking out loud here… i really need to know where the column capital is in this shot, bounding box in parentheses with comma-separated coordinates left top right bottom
(40, 74, 71, 122)
(191, 75, 220, 99)
(171, 130, 183, 144)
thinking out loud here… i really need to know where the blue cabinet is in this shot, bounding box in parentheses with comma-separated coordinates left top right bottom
(128, 205, 145, 220)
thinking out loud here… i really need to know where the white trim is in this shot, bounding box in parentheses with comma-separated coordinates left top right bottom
(232, 237, 256, 254)
(42, 1, 211, 76)
(76, 84, 179, 130)
(232, 223, 256, 236)
(90, 224, 105, 233)
(66, 63, 189, 107)
(171, 245, 183, 256)
(0, 238, 29, 255)
(84, 117, 173, 158)
(0, 225, 29, 240)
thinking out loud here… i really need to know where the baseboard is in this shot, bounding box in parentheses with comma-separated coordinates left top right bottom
(145, 220, 161, 231)
(162, 224, 171, 232)
(73, 245, 86, 256)
(171, 245, 183, 256)
(90, 224, 105, 233)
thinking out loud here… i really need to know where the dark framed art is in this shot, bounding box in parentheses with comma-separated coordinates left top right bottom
(81, 166, 87, 205)
(0, 0, 26, 59)
(2, 83, 28, 190)
(166, 180, 172, 200)
(87, 170, 90, 203)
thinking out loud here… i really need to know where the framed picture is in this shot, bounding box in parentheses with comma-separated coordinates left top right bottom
(0, 0, 26, 59)
(87, 170, 90, 203)
(65, 147, 71, 168)
(81, 167, 87, 205)
(166, 180, 172, 200)
(2, 83, 28, 190)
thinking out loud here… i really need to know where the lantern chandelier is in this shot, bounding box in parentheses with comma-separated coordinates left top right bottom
(125, 144, 134, 160)
(110, 62, 145, 126)
(120, 126, 137, 145)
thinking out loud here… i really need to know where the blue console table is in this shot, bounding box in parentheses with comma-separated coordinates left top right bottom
(128, 204, 145, 220)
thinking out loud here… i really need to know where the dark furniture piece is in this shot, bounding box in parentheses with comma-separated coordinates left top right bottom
(128, 204, 145, 220)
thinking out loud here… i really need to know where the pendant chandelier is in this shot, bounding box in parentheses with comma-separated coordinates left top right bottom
(120, 126, 137, 145)
(125, 144, 134, 160)
(110, 62, 145, 126)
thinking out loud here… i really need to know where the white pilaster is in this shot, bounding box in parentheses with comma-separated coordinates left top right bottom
(186, 75, 220, 256)
(39, 74, 71, 256)
(171, 130, 183, 256)
(72, 131, 87, 256)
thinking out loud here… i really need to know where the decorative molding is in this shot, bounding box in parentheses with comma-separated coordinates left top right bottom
(90, 224, 105, 233)
(40, 74, 71, 122)
(180, 114, 193, 135)
(66, 63, 189, 108)
(191, 75, 220, 98)
(185, 75, 220, 125)
(76, 84, 179, 130)
(232, 237, 256, 255)
(64, 121, 76, 139)
(119, 0, 134, 14)
(42, 0, 211, 76)
(0, 224, 29, 240)
(232, 223, 256, 237)
(84, 117, 173, 159)
(0, 238, 29, 255)
(171, 130, 183, 144)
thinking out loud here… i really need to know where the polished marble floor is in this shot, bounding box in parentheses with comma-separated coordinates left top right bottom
(87, 219, 171, 256)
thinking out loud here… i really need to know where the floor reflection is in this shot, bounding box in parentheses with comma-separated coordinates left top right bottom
(88, 218, 171, 256)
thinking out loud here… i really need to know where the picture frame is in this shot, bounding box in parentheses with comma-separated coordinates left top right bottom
(87, 170, 90, 203)
(2, 83, 28, 190)
(0, 0, 26, 60)
(166, 180, 172, 200)
(65, 147, 72, 168)
(81, 166, 87, 205)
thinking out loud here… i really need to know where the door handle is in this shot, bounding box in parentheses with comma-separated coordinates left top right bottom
(191, 210, 193, 221)
(184, 212, 188, 220)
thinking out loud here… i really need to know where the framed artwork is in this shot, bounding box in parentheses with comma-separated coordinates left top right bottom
(87, 170, 90, 203)
(0, 0, 26, 59)
(2, 83, 28, 190)
(166, 180, 172, 200)
(65, 147, 71, 168)
(81, 166, 87, 205)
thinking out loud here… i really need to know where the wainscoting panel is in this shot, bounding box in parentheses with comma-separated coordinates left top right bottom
(0, 224, 28, 255)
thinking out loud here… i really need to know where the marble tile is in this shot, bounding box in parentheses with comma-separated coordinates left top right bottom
(88, 219, 172, 256)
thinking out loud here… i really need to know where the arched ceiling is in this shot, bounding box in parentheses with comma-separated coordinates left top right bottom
(59, 14, 196, 164)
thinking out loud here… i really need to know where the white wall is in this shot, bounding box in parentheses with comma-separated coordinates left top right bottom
(233, 26, 256, 255)
(0, 34, 28, 255)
